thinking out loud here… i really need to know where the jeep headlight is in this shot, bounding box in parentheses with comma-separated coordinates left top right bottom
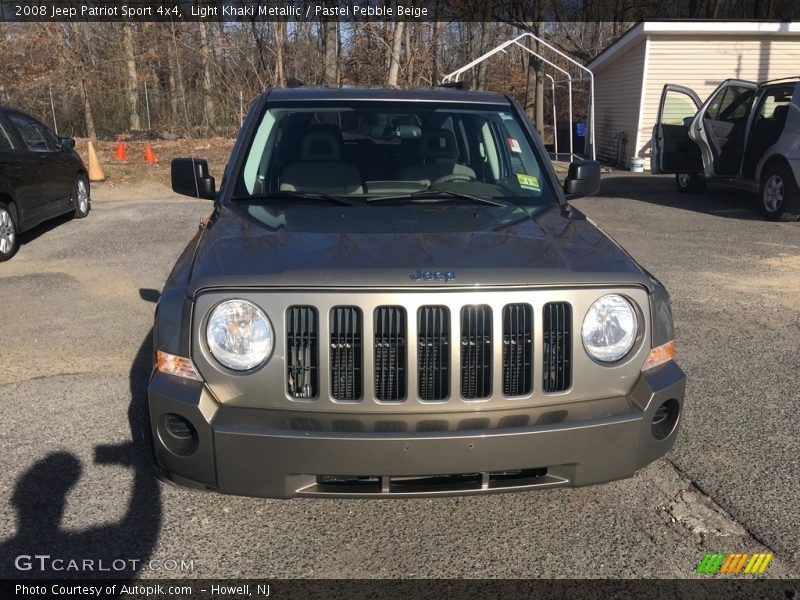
(206, 299, 273, 370)
(581, 294, 638, 362)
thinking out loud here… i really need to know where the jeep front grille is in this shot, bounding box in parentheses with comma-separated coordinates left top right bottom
(287, 306, 317, 399)
(543, 302, 572, 393)
(198, 288, 648, 412)
(418, 306, 450, 401)
(330, 307, 362, 401)
(374, 306, 406, 401)
(283, 300, 580, 403)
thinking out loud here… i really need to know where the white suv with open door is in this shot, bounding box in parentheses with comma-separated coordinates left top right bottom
(652, 77, 800, 221)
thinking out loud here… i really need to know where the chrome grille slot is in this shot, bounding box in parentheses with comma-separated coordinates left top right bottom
(460, 305, 492, 399)
(374, 306, 406, 401)
(502, 304, 533, 396)
(418, 306, 450, 401)
(286, 306, 318, 399)
(330, 307, 362, 401)
(543, 302, 572, 393)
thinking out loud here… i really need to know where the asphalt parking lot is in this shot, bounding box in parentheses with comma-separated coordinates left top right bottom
(0, 172, 798, 580)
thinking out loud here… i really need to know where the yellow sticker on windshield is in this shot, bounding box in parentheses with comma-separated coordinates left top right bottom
(516, 173, 540, 190)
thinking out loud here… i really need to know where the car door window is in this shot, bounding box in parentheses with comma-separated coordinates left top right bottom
(8, 114, 53, 152)
(705, 85, 754, 123)
(662, 94, 697, 125)
(0, 121, 15, 150)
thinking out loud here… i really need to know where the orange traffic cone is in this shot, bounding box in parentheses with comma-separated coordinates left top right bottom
(113, 142, 129, 161)
(144, 144, 157, 164)
(86, 141, 106, 182)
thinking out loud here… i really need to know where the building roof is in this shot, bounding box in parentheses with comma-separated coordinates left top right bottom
(588, 20, 800, 73)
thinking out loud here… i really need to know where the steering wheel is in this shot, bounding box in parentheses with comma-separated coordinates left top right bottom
(432, 173, 477, 185)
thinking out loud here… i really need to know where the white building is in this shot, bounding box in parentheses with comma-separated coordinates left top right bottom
(587, 20, 800, 169)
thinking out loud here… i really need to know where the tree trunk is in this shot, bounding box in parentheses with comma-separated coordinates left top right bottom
(166, 25, 180, 129)
(122, 24, 141, 131)
(387, 21, 405, 86)
(79, 79, 96, 139)
(431, 21, 440, 84)
(523, 25, 536, 121)
(534, 21, 545, 135)
(275, 20, 286, 87)
(323, 19, 338, 86)
(404, 22, 412, 85)
(198, 21, 216, 134)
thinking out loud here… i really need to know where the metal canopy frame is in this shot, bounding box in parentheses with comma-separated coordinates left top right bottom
(442, 32, 595, 161)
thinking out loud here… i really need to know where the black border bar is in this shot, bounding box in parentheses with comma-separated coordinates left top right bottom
(1, 0, 800, 22)
(3, 579, 800, 600)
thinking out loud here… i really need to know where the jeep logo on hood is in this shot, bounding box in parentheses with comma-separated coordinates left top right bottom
(410, 269, 456, 282)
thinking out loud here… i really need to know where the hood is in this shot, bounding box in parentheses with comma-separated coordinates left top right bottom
(187, 203, 649, 293)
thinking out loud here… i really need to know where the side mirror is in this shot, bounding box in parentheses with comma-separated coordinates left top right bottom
(171, 158, 215, 200)
(58, 137, 75, 150)
(563, 159, 601, 199)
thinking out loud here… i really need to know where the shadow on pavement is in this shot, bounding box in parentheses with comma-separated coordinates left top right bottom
(599, 173, 766, 221)
(17, 212, 75, 248)
(0, 319, 162, 589)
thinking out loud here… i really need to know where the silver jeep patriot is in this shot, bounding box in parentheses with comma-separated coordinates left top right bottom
(150, 86, 685, 498)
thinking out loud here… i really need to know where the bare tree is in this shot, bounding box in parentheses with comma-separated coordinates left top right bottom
(274, 21, 286, 87)
(198, 21, 216, 133)
(122, 24, 141, 130)
(323, 19, 338, 86)
(387, 22, 405, 86)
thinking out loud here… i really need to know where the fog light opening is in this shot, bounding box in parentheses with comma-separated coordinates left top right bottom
(160, 413, 199, 456)
(651, 399, 680, 441)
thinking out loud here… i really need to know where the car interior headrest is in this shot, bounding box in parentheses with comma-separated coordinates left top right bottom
(300, 125, 343, 161)
(771, 103, 789, 122)
(418, 128, 459, 161)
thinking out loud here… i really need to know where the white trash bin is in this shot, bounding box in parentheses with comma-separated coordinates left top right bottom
(630, 157, 645, 172)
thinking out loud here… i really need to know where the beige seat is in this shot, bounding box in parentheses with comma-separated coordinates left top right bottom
(280, 125, 363, 194)
(398, 129, 476, 183)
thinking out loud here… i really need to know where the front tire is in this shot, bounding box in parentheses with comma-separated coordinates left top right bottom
(0, 203, 19, 262)
(675, 172, 705, 193)
(760, 164, 800, 222)
(72, 175, 90, 219)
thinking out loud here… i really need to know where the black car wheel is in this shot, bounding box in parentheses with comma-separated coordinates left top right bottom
(675, 172, 705, 193)
(760, 164, 800, 222)
(72, 175, 90, 219)
(0, 202, 19, 262)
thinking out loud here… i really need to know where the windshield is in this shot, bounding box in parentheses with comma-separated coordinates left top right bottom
(233, 101, 557, 207)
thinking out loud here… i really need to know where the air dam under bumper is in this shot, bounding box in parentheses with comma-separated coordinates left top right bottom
(148, 361, 685, 498)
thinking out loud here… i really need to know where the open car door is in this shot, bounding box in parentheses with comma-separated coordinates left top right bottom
(689, 79, 757, 178)
(652, 84, 703, 174)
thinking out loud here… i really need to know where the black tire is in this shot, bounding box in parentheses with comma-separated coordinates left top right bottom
(760, 163, 800, 222)
(675, 172, 706, 194)
(72, 174, 90, 219)
(0, 202, 19, 262)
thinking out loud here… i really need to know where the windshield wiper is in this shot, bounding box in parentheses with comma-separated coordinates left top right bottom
(366, 190, 513, 208)
(230, 191, 362, 206)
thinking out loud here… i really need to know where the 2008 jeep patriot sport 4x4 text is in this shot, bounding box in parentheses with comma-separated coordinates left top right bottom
(149, 86, 686, 498)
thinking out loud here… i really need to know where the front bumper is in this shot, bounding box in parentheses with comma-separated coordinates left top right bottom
(148, 361, 685, 498)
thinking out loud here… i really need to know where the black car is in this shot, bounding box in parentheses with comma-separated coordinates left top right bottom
(0, 106, 90, 261)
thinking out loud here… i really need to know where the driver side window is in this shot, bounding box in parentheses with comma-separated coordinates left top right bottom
(8, 114, 54, 152)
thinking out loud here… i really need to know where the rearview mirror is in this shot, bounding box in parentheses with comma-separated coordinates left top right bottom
(171, 158, 216, 200)
(58, 137, 75, 150)
(563, 160, 601, 199)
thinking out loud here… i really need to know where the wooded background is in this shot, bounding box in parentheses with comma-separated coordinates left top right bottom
(0, 0, 793, 140)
